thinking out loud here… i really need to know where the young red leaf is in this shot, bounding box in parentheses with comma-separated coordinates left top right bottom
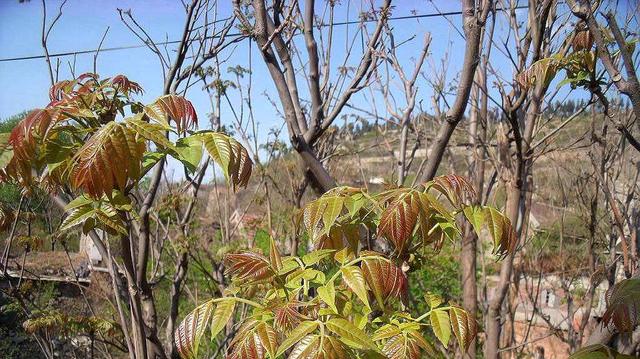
(360, 254, 408, 308)
(377, 191, 420, 254)
(70, 121, 146, 198)
(428, 174, 476, 208)
(174, 300, 214, 359)
(144, 95, 198, 134)
(224, 251, 276, 283)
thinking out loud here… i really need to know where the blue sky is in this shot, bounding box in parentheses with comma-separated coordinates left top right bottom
(0, 1, 498, 132)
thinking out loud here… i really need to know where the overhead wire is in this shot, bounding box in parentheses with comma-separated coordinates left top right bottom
(0, 4, 529, 63)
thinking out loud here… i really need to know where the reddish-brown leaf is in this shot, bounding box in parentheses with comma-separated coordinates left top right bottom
(223, 251, 275, 283)
(360, 253, 408, 307)
(2, 108, 63, 187)
(449, 306, 477, 352)
(144, 95, 198, 134)
(272, 301, 306, 332)
(174, 301, 213, 359)
(377, 191, 420, 254)
(111, 75, 143, 95)
(429, 174, 476, 208)
(227, 319, 267, 359)
(70, 121, 146, 198)
(288, 335, 347, 359)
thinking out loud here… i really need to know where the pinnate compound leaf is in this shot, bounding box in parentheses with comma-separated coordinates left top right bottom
(2, 108, 63, 186)
(111, 75, 143, 95)
(224, 251, 275, 283)
(276, 320, 318, 356)
(303, 187, 368, 238)
(341, 265, 370, 309)
(449, 306, 477, 352)
(174, 300, 214, 359)
(144, 94, 197, 134)
(602, 277, 640, 333)
(70, 121, 146, 198)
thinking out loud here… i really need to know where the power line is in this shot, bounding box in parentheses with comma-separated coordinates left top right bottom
(0, 5, 529, 63)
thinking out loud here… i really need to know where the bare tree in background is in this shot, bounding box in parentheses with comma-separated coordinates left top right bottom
(232, 0, 391, 193)
(417, 0, 493, 182)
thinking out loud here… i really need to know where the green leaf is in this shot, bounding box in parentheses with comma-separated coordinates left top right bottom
(64, 195, 94, 211)
(195, 131, 252, 190)
(372, 324, 401, 342)
(141, 151, 165, 175)
(317, 280, 337, 312)
(210, 298, 236, 339)
(126, 115, 176, 151)
(482, 207, 517, 258)
(174, 135, 203, 173)
(60, 205, 96, 231)
(94, 210, 127, 235)
(326, 317, 378, 351)
(425, 292, 443, 309)
(275, 320, 318, 356)
(0, 132, 13, 169)
(302, 249, 335, 266)
(463, 205, 483, 235)
(341, 266, 370, 309)
(430, 308, 451, 347)
(321, 196, 344, 232)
